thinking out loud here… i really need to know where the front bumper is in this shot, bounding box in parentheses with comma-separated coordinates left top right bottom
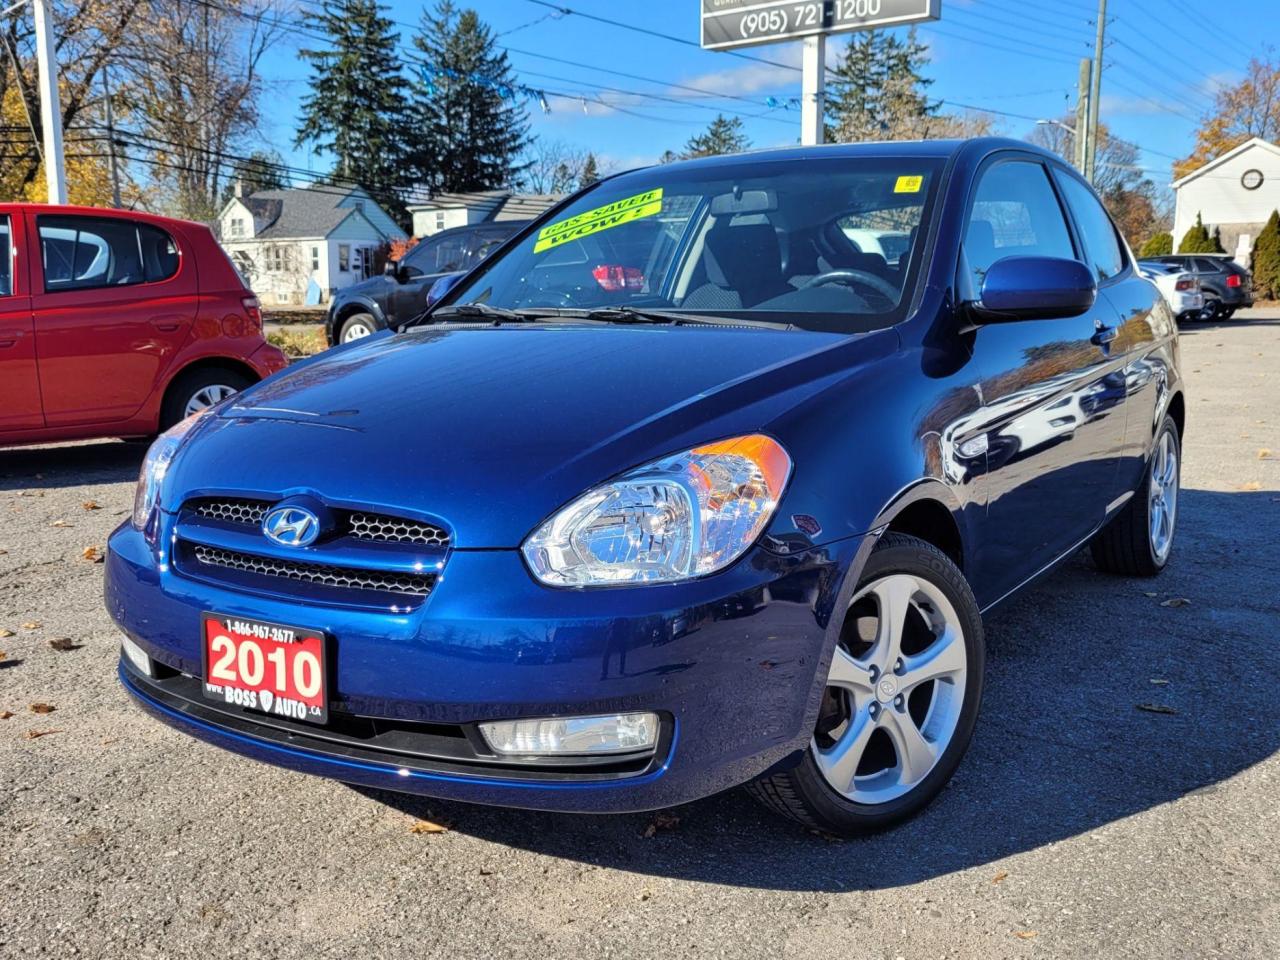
(108, 521, 869, 812)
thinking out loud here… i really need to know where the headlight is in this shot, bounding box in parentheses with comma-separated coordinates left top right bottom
(131, 410, 210, 530)
(522, 434, 791, 586)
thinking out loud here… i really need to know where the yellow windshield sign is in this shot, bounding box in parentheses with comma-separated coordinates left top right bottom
(894, 175, 924, 194)
(533, 188, 664, 254)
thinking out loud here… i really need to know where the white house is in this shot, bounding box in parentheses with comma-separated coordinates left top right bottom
(406, 191, 562, 238)
(216, 185, 406, 305)
(1172, 137, 1280, 265)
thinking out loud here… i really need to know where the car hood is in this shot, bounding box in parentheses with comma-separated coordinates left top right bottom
(167, 323, 894, 547)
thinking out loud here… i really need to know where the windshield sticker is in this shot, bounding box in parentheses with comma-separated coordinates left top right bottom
(894, 175, 924, 194)
(533, 188, 664, 254)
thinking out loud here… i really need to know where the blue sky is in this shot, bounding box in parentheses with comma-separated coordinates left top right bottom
(261, 0, 1272, 189)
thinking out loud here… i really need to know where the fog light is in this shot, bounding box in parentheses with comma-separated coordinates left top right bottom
(121, 635, 153, 677)
(479, 713, 659, 757)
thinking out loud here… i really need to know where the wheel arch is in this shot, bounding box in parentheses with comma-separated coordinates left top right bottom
(328, 297, 385, 341)
(872, 481, 969, 574)
(160, 355, 260, 412)
(1166, 389, 1186, 440)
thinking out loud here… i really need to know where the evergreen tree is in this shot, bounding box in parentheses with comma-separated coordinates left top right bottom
(221, 151, 289, 202)
(409, 2, 531, 193)
(1178, 212, 1219, 253)
(1250, 209, 1280, 299)
(1138, 232, 1173, 257)
(295, 0, 409, 214)
(579, 153, 600, 188)
(825, 31, 890, 142)
(682, 115, 750, 158)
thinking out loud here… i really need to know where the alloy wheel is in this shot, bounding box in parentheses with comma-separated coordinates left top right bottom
(184, 384, 237, 417)
(813, 574, 968, 805)
(1148, 429, 1179, 563)
(342, 321, 374, 342)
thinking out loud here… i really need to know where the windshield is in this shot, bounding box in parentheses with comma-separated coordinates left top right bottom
(448, 156, 943, 334)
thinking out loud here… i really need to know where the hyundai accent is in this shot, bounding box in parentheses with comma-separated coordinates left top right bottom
(108, 139, 1183, 835)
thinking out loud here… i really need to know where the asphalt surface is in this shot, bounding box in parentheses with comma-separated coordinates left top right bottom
(2, 310, 1278, 960)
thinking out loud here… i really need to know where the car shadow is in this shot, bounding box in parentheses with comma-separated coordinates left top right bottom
(0, 440, 145, 491)
(364, 488, 1280, 891)
(1178, 313, 1280, 331)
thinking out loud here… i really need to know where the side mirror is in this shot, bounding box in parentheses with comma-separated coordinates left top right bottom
(970, 256, 1097, 322)
(426, 272, 465, 308)
(384, 260, 401, 281)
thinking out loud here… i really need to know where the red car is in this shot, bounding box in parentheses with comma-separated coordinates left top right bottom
(0, 204, 287, 446)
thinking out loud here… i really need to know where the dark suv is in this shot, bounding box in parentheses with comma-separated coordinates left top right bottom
(1140, 254, 1253, 320)
(325, 221, 527, 344)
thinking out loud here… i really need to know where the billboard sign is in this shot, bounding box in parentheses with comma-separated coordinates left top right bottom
(701, 0, 940, 50)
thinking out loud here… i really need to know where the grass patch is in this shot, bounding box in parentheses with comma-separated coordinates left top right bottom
(267, 327, 330, 358)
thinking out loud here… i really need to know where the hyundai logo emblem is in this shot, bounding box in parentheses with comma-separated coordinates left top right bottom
(262, 505, 320, 547)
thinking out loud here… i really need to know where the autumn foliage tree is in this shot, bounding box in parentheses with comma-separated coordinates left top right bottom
(1175, 51, 1280, 179)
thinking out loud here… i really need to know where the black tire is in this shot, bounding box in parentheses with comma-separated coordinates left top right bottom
(1090, 415, 1180, 576)
(746, 533, 985, 836)
(160, 366, 253, 431)
(1221, 306, 1237, 321)
(337, 312, 378, 344)
(1199, 294, 1221, 322)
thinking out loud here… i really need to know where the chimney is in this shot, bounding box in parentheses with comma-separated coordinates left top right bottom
(234, 178, 250, 199)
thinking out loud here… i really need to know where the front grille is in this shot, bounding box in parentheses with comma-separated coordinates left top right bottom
(191, 544, 435, 597)
(187, 498, 450, 547)
(347, 512, 449, 546)
(193, 498, 269, 526)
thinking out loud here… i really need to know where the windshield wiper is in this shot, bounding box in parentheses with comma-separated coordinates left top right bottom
(581, 306, 687, 325)
(400, 302, 547, 329)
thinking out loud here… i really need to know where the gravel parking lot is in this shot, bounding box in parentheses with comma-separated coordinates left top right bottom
(2, 311, 1277, 960)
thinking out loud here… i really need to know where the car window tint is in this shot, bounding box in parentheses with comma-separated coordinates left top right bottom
(429, 235, 467, 273)
(1055, 174, 1126, 281)
(1194, 257, 1221, 273)
(0, 216, 11, 296)
(401, 238, 435, 273)
(138, 224, 180, 282)
(966, 161, 1074, 284)
(38, 216, 149, 292)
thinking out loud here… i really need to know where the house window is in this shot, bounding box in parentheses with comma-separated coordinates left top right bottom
(435, 212, 445, 231)
(311, 246, 320, 271)
(338, 244, 350, 271)
(264, 245, 294, 273)
(230, 217, 245, 238)
(354, 200, 365, 213)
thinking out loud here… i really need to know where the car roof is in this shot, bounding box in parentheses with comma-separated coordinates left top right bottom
(637, 137, 1059, 175)
(0, 202, 205, 230)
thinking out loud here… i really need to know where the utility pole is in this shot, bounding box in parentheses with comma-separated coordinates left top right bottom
(102, 65, 122, 208)
(800, 34, 825, 146)
(1085, 0, 1107, 184)
(1075, 58, 1091, 174)
(32, 0, 67, 204)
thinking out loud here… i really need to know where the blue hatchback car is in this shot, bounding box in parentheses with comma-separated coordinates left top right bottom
(109, 139, 1183, 835)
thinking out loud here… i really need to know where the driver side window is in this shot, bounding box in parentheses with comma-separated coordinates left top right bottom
(965, 161, 1075, 287)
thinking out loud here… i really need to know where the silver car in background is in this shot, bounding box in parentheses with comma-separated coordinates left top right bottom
(1139, 261, 1203, 324)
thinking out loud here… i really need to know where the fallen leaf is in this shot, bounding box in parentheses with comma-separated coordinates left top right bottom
(0, 629, 13, 638)
(1160, 597, 1192, 608)
(50, 519, 72, 528)
(1149, 678, 1170, 685)
(1238, 481, 1262, 491)
(0, 710, 13, 719)
(1136, 703, 1177, 715)
(410, 818, 448, 835)
(1260, 449, 1275, 460)
(20, 622, 40, 630)
(26, 729, 63, 739)
(992, 871, 1008, 884)
(81, 546, 104, 563)
(1142, 591, 1158, 598)
(49, 638, 82, 652)
(81, 500, 101, 511)
(0, 548, 7, 554)
(1014, 931, 1038, 940)
(642, 812, 681, 838)
(30, 702, 56, 714)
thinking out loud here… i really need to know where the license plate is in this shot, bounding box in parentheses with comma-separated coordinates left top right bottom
(201, 613, 328, 724)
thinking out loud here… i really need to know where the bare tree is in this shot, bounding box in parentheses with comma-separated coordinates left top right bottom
(119, 0, 285, 220)
(518, 138, 588, 194)
(0, 0, 143, 195)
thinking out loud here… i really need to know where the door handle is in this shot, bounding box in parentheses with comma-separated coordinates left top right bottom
(0, 329, 22, 348)
(1091, 323, 1117, 346)
(150, 316, 183, 332)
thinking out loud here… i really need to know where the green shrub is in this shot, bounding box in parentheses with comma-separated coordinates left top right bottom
(1178, 212, 1219, 253)
(1139, 232, 1173, 257)
(1252, 209, 1280, 300)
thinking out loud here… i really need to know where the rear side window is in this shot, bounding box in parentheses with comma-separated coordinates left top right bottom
(1194, 257, 1223, 273)
(0, 216, 11, 296)
(1056, 174, 1126, 281)
(965, 160, 1075, 284)
(38, 216, 179, 292)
